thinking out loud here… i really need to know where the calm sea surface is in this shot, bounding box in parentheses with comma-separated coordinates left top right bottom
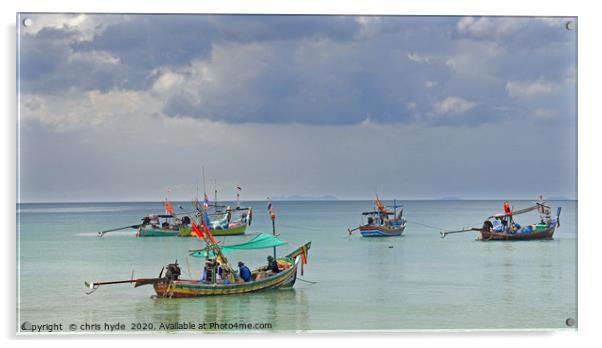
(17, 200, 577, 332)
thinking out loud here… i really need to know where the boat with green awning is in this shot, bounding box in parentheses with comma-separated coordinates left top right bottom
(86, 213, 311, 297)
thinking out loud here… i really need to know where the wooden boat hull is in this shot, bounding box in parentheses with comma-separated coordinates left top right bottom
(478, 224, 556, 241)
(152, 257, 300, 298)
(359, 225, 405, 237)
(137, 227, 180, 237)
(178, 224, 247, 237)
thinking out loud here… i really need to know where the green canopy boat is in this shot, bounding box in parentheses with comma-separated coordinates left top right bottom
(86, 220, 311, 297)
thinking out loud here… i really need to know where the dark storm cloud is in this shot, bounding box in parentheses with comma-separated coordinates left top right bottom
(19, 15, 576, 127)
(74, 15, 360, 68)
(19, 26, 151, 93)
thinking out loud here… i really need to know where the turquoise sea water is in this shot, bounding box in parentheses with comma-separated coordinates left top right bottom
(17, 200, 577, 333)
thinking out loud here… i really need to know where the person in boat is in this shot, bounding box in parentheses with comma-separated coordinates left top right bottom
(149, 215, 160, 228)
(492, 218, 505, 232)
(238, 261, 252, 282)
(503, 201, 512, 216)
(266, 256, 280, 274)
(201, 260, 214, 283)
(367, 216, 374, 225)
(161, 221, 170, 229)
(222, 268, 231, 285)
(181, 216, 191, 227)
(216, 264, 224, 281)
(165, 262, 181, 281)
(500, 216, 508, 230)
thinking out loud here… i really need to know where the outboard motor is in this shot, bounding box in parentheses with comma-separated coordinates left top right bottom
(165, 262, 181, 281)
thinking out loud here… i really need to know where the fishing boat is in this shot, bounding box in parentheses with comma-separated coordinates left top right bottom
(86, 211, 311, 297)
(97, 199, 192, 237)
(135, 198, 194, 237)
(440, 197, 561, 241)
(178, 182, 252, 236)
(136, 214, 186, 237)
(86, 243, 309, 298)
(150, 241, 310, 298)
(348, 198, 406, 237)
(178, 206, 252, 237)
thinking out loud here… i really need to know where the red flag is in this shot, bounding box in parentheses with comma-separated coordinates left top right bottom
(374, 197, 386, 214)
(163, 200, 175, 215)
(191, 222, 204, 240)
(200, 217, 218, 245)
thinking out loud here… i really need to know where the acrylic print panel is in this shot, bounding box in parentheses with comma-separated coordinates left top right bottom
(16, 13, 577, 333)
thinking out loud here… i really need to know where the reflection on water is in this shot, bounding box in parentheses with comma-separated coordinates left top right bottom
(146, 289, 309, 332)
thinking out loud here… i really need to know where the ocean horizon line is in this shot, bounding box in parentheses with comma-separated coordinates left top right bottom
(16, 198, 577, 204)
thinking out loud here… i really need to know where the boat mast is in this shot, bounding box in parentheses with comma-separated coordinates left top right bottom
(214, 179, 218, 211)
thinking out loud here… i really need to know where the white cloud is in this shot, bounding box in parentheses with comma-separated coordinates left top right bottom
(433, 97, 475, 115)
(354, 16, 383, 39)
(21, 14, 126, 41)
(407, 52, 431, 63)
(425, 80, 438, 88)
(456, 17, 523, 38)
(506, 79, 557, 98)
(20, 89, 159, 131)
(68, 50, 121, 66)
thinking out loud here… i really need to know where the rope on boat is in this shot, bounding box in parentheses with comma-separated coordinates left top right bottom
(406, 220, 451, 232)
(297, 277, 317, 285)
(407, 219, 483, 233)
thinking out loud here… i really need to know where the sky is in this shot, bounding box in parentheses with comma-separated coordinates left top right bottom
(17, 14, 577, 202)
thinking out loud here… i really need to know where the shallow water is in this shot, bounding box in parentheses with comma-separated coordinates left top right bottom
(17, 200, 577, 332)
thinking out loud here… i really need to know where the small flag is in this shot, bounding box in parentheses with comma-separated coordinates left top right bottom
(163, 200, 175, 216)
(300, 245, 307, 275)
(267, 199, 273, 214)
(375, 197, 386, 214)
(191, 222, 204, 240)
(236, 185, 242, 191)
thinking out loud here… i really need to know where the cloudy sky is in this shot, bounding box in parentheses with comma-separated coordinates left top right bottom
(17, 14, 576, 202)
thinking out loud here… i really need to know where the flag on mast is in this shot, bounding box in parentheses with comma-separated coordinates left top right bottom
(200, 211, 217, 245)
(190, 222, 204, 240)
(163, 200, 175, 216)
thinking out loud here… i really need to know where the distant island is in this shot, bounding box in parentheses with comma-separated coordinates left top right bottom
(271, 195, 338, 201)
